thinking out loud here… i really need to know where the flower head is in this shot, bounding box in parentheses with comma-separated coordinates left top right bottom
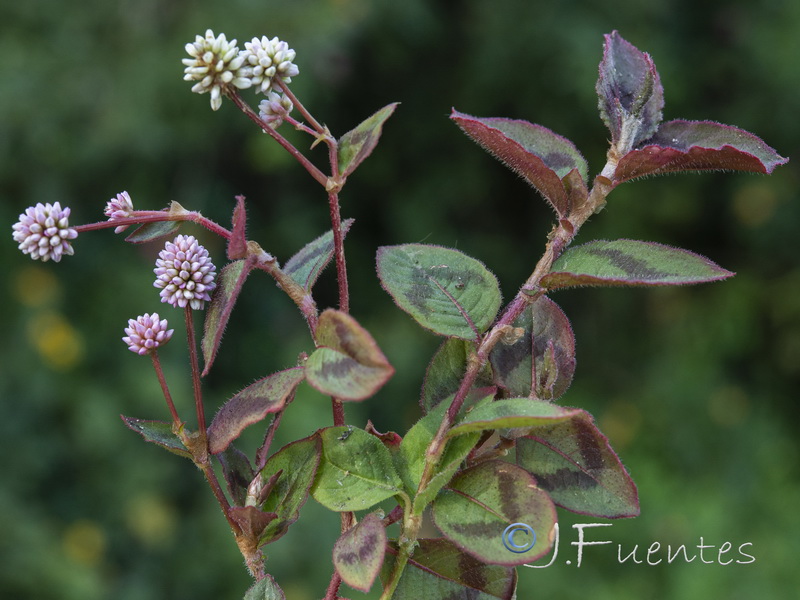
(258, 92, 294, 128)
(12, 202, 78, 262)
(182, 29, 252, 111)
(123, 313, 174, 355)
(241, 36, 299, 94)
(154, 235, 217, 310)
(104, 191, 135, 233)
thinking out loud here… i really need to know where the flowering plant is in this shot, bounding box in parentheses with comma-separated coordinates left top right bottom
(11, 30, 787, 599)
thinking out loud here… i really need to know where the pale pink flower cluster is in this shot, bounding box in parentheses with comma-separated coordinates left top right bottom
(123, 313, 174, 355)
(153, 234, 217, 310)
(12, 202, 78, 262)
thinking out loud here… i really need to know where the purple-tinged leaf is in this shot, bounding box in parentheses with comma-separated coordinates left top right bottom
(339, 103, 398, 178)
(202, 258, 255, 375)
(120, 416, 192, 459)
(541, 239, 734, 290)
(451, 110, 588, 216)
(124, 220, 182, 244)
(420, 338, 493, 413)
(217, 445, 255, 506)
(615, 119, 789, 183)
(207, 367, 305, 454)
(517, 409, 639, 518)
(597, 31, 664, 152)
(333, 512, 386, 592)
(305, 309, 394, 401)
(258, 434, 321, 544)
(365, 420, 402, 448)
(377, 244, 502, 341)
(312, 426, 404, 512)
(382, 539, 517, 600)
(432, 461, 557, 566)
(227, 195, 248, 260)
(489, 296, 576, 400)
(243, 575, 286, 600)
(284, 219, 354, 292)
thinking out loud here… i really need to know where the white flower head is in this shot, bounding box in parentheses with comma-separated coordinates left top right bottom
(182, 29, 253, 111)
(241, 36, 299, 94)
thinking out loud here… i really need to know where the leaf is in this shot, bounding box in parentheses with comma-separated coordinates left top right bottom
(446, 398, 582, 439)
(229, 506, 278, 540)
(516, 409, 639, 518)
(382, 539, 516, 600)
(420, 338, 494, 413)
(376, 244, 502, 340)
(120, 416, 192, 459)
(305, 309, 394, 401)
(451, 110, 588, 216)
(338, 103, 398, 177)
(431, 461, 557, 566)
(124, 220, 182, 244)
(333, 512, 386, 592)
(207, 367, 305, 454)
(228, 195, 248, 259)
(217, 445, 255, 506)
(614, 119, 789, 183)
(283, 219, 354, 292)
(489, 296, 576, 400)
(397, 398, 483, 514)
(202, 259, 255, 375)
(312, 426, 404, 512)
(258, 434, 321, 544)
(243, 574, 285, 600)
(596, 30, 664, 151)
(541, 239, 734, 290)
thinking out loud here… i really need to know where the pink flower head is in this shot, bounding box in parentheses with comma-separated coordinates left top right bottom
(104, 191, 135, 233)
(12, 202, 78, 262)
(123, 313, 174, 355)
(153, 234, 217, 310)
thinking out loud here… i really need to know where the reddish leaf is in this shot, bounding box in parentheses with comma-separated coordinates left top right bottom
(615, 120, 789, 183)
(228, 195, 248, 259)
(207, 367, 305, 454)
(333, 512, 386, 592)
(451, 110, 588, 216)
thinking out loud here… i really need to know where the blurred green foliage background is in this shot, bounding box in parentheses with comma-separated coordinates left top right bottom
(2, 0, 799, 598)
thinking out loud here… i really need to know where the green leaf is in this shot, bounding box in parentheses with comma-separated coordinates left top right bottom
(312, 426, 404, 512)
(338, 103, 398, 177)
(447, 398, 581, 438)
(305, 309, 394, 401)
(516, 409, 639, 518)
(283, 219, 354, 292)
(541, 239, 734, 290)
(207, 367, 305, 454)
(202, 259, 254, 375)
(120, 416, 191, 459)
(397, 398, 483, 514)
(382, 539, 516, 600)
(376, 244, 502, 340)
(124, 220, 182, 244)
(243, 575, 285, 600)
(451, 110, 588, 216)
(258, 434, 322, 544)
(333, 512, 386, 592)
(420, 338, 493, 413)
(432, 461, 557, 566)
(489, 296, 576, 400)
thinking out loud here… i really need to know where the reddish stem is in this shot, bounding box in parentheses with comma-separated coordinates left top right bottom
(184, 306, 206, 439)
(150, 351, 181, 426)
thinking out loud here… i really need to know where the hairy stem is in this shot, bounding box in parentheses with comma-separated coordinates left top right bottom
(184, 306, 206, 439)
(150, 351, 181, 426)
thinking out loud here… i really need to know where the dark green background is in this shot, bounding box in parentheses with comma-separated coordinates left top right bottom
(2, 0, 798, 598)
